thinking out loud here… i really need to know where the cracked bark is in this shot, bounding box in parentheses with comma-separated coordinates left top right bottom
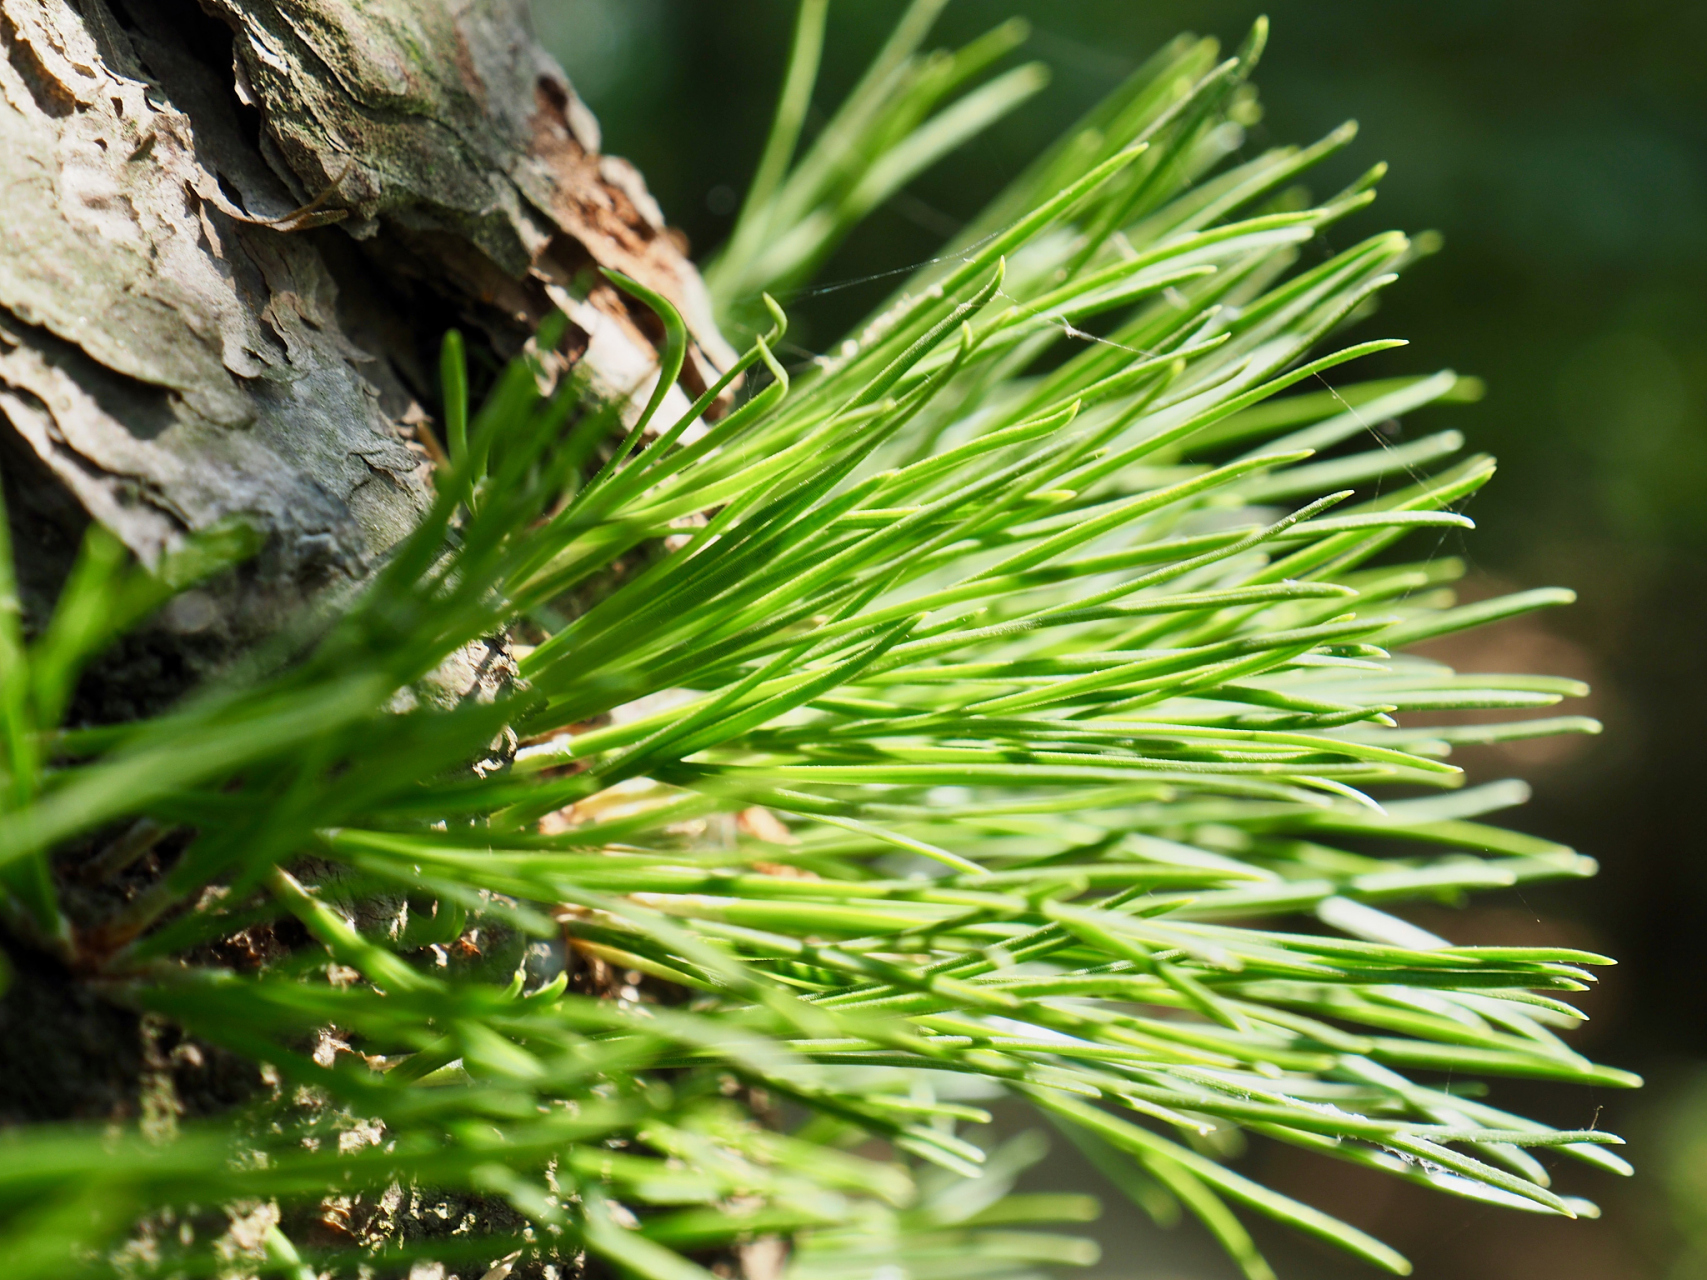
(0, 4, 744, 1260)
(0, 0, 732, 667)
(0, 3, 767, 1270)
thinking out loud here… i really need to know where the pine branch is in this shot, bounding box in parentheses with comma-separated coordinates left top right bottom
(0, 9, 1627, 1280)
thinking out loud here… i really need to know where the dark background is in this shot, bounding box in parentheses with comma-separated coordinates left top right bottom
(532, 2, 1707, 1275)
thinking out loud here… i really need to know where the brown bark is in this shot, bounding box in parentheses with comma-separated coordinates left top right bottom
(0, 0, 728, 1155)
(0, 17, 745, 1275)
(0, 0, 731, 655)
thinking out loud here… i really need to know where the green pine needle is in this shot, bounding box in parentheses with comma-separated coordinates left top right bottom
(0, 8, 1627, 1280)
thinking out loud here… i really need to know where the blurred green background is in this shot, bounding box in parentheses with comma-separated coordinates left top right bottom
(533, 2, 1707, 1275)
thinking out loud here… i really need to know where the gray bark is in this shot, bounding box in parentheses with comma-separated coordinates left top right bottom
(0, 0, 735, 1185)
(0, 0, 731, 648)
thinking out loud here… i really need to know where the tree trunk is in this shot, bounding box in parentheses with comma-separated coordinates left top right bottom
(0, 0, 732, 667)
(0, 0, 732, 1146)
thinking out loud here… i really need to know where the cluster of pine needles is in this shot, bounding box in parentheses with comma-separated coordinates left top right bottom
(0, 3, 1632, 1278)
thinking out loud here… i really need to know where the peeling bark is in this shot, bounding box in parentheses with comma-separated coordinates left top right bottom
(0, 0, 731, 644)
(0, 5, 732, 1250)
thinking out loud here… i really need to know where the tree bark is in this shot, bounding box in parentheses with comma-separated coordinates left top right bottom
(0, 0, 732, 1158)
(0, 0, 732, 658)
